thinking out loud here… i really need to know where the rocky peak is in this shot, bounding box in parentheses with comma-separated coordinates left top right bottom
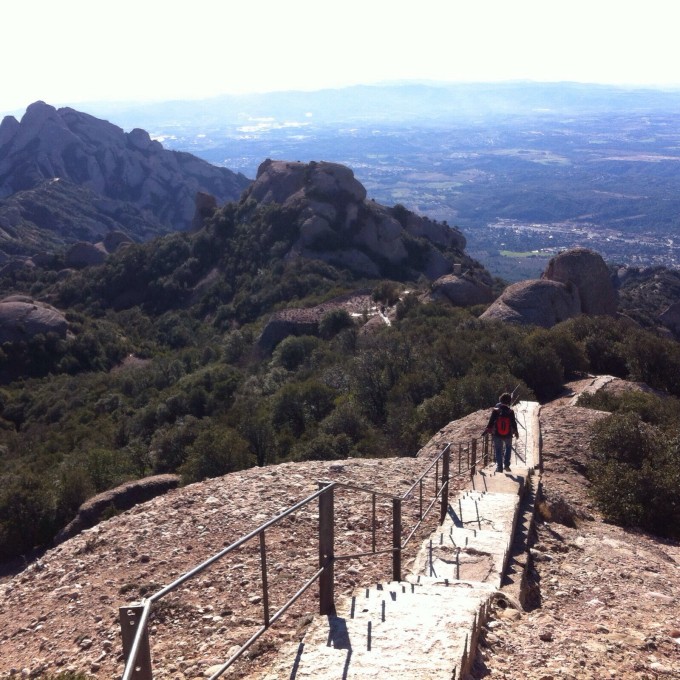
(0, 102, 251, 233)
(241, 159, 467, 281)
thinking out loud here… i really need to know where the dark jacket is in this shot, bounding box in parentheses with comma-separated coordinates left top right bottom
(485, 403, 519, 438)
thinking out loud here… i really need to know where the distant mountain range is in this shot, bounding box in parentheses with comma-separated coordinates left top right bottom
(0, 101, 250, 258)
(67, 81, 680, 130)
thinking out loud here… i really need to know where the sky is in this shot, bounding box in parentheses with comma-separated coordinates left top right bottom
(2, 0, 680, 115)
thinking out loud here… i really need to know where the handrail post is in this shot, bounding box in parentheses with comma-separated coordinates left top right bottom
(471, 439, 477, 478)
(259, 531, 270, 627)
(392, 498, 402, 582)
(440, 445, 450, 523)
(318, 482, 335, 615)
(119, 604, 153, 680)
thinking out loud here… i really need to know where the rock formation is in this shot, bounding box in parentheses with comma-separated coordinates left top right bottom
(0, 295, 69, 343)
(431, 272, 494, 306)
(542, 247, 617, 315)
(54, 474, 180, 543)
(480, 279, 581, 327)
(481, 248, 617, 327)
(0, 101, 250, 240)
(64, 241, 108, 268)
(258, 291, 373, 352)
(241, 159, 467, 281)
(191, 191, 219, 231)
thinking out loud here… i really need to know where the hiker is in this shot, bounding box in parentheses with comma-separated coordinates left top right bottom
(484, 392, 519, 473)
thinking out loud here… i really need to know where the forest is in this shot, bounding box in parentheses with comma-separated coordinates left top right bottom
(2, 197, 680, 560)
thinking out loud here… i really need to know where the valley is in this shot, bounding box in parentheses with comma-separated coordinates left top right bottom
(102, 84, 680, 280)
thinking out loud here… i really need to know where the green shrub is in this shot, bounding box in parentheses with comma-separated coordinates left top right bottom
(179, 425, 252, 483)
(578, 390, 680, 431)
(272, 335, 321, 371)
(588, 414, 680, 538)
(319, 308, 354, 339)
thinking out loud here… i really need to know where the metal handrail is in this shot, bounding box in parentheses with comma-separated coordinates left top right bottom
(120, 438, 478, 680)
(148, 484, 330, 604)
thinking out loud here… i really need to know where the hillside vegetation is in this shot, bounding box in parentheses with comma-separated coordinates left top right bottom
(2, 194, 680, 560)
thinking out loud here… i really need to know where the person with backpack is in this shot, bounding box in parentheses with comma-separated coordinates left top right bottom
(484, 392, 519, 472)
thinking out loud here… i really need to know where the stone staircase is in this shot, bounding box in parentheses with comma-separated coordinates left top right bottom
(252, 401, 540, 680)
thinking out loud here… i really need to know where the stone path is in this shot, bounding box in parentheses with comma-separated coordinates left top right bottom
(251, 402, 540, 680)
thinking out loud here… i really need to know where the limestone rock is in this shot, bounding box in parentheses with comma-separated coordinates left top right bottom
(241, 159, 467, 281)
(542, 247, 617, 316)
(431, 273, 494, 306)
(480, 279, 581, 327)
(0, 296, 68, 343)
(54, 474, 180, 543)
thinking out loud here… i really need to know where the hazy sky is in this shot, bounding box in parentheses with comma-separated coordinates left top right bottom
(2, 0, 679, 115)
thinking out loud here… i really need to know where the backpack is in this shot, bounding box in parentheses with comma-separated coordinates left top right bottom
(495, 408, 512, 437)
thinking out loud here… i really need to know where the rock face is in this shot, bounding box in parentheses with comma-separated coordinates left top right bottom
(54, 474, 180, 543)
(0, 295, 69, 342)
(258, 309, 322, 353)
(0, 101, 250, 237)
(542, 247, 617, 315)
(480, 279, 581, 327)
(241, 159, 467, 280)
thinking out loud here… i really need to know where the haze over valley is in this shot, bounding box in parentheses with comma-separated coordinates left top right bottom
(89, 83, 680, 280)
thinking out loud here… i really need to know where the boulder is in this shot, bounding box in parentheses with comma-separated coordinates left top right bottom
(432, 273, 494, 306)
(0, 296, 68, 342)
(480, 279, 581, 327)
(542, 247, 617, 315)
(65, 241, 107, 267)
(102, 230, 133, 253)
(258, 308, 321, 353)
(54, 474, 180, 543)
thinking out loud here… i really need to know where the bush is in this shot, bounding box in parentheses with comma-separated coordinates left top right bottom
(0, 473, 57, 559)
(179, 425, 252, 483)
(588, 414, 680, 538)
(272, 335, 321, 371)
(319, 309, 354, 339)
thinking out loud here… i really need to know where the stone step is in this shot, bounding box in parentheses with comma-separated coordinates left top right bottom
(256, 580, 495, 680)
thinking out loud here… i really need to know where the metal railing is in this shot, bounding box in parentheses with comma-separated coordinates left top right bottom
(119, 438, 482, 680)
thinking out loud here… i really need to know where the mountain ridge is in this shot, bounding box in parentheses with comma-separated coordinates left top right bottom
(0, 101, 251, 256)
